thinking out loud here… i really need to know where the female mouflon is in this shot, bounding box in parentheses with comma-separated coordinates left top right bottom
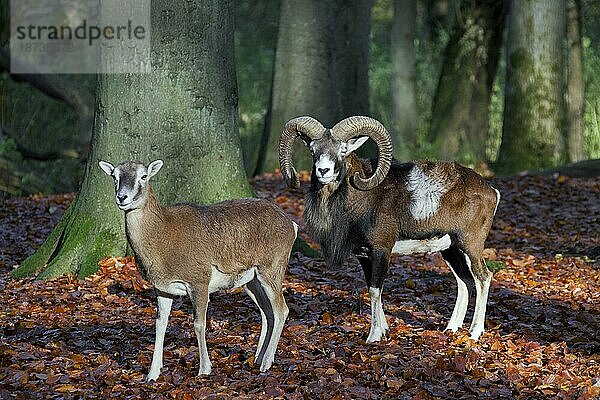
(100, 159, 297, 381)
(279, 116, 499, 342)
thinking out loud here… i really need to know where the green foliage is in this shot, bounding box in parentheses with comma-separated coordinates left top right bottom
(234, 0, 279, 174)
(0, 74, 90, 195)
(370, 0, 449, 160)
(0, 136, 19, 162)
(486, 260, 505, 273)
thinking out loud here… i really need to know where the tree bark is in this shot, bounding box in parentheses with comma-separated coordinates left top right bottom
(390, 0, 418, 160)
(497, 0, 566, 173)
(428, 0, 508, 164)
(13, 0, 252, 279)
(257, 0, 372, 174)
(566, 0, 587, 162)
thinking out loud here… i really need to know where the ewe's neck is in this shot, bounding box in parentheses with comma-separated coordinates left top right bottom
(125, 185, 163, 240)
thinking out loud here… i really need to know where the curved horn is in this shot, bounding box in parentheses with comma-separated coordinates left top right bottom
(331, 116, 393, 191)
(279, 116, 326, 188)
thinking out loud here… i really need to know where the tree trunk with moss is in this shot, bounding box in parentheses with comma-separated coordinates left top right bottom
(428, 0, 507, 165)
(390, 0, 418, 160)
(13, 0, 251, 279)
(566, 0, 586, 162)
(496, 0, 566, 173)
(256, 0, 372, 174)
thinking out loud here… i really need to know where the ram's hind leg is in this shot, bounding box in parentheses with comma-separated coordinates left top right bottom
(467, 251, 491, 340)
(441, 246, 474, 333)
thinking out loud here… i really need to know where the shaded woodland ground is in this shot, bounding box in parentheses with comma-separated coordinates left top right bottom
(0, 172, 598, 399)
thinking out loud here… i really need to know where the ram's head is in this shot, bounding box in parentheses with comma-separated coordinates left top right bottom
(278, 116, 393, 191)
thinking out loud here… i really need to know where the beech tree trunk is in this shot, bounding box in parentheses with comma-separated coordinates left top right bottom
(390, 0, 418, 160)
(256, 0, 372, 174)
(13, 0, 252, 279)
(497, 0, 566, 173)
(566, 0, 587, 162)
(428, 0, 507, 164)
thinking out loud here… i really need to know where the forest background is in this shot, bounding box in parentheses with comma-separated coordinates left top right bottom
(1, 0, 599, 197)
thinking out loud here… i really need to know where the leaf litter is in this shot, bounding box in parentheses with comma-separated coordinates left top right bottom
(0, 173, 598, 399)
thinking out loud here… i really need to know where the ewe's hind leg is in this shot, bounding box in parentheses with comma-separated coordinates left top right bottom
(440, 246, 474, 333)
(254, 268, 288, 372)
(188, 288, 212, 375)
(245, 275, 274, 364)
(147, 293, 173, 381)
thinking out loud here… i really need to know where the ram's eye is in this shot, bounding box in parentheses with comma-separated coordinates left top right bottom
(141, 174, 148, 180)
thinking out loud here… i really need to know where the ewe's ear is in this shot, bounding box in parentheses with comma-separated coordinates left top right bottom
(98, 161, 115, 176)
(345, 136, 369, 155)
(147, 160, 164, 179)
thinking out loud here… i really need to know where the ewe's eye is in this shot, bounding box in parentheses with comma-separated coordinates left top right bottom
(141, 174, 148, 180)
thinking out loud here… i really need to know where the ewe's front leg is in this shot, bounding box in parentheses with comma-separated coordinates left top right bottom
(189, 288, 212, 375)
(147, 293, 173, 381)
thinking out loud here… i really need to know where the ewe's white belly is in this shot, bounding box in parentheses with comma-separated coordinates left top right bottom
(392, 234, 451, 255)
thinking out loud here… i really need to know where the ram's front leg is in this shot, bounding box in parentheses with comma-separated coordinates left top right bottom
(359, 249, 390, 343)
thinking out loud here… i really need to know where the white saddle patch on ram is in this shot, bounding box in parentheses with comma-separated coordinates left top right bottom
(406, 165, 447, 221)
(392, 234, 451, 255)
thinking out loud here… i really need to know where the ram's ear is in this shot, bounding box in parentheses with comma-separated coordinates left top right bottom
(345, 136, 369, 155)
(299, 134, 313, 147)
(147, 160, 164, 179)
(99, 161, 115, 176)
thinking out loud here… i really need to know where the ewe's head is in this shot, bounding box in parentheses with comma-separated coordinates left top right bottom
(279, 116, 393, 190)
(99, 160, 163, 211)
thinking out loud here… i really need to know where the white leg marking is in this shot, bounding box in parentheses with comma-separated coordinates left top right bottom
(195, 318, 212, 375)
(470, 272, 491, 340)
(147, 294, 173, 381)
(443, 260, 469, 333)
(244, 285, 268, 361)
(292, 221, 299, 238)
(256, 274, 288, 372)
(461, 252, 491, 340)
(366, 287, 387, 343)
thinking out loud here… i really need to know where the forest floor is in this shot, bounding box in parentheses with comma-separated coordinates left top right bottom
(0, 173, 598, 399)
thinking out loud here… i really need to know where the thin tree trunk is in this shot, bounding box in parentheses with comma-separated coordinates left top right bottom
(390, 0, 418, 160)
(428, 0, 507, 164)
(566, 0, 586, 162)
(14, 0, 251, 279)
(258, 0, 371, 174)
(497, 0, 566, 173)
